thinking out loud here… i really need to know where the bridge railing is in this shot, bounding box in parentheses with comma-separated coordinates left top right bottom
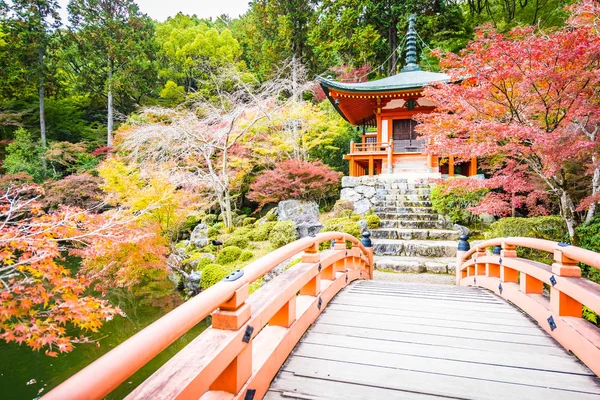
(456, 235, 600, 376)
(43, 231, 373, 400)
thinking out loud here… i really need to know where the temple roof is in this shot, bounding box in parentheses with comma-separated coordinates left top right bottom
(316, 70, 450, 93)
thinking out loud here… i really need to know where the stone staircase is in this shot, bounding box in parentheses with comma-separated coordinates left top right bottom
(369, 179, 460, 274)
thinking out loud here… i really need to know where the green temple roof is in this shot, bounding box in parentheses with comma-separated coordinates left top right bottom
(316, 70, 450, 93)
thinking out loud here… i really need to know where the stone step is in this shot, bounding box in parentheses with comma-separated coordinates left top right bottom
(377, 213, 441, 221)
(374, 206, 435, 214)
(384, 194, 431, 202)
(372, 239, 457, 258)
(380, 219, 454, 230)
(374, 256, 456, 274)
(371, 228, 460, 241)
(371, 200, 432, 208)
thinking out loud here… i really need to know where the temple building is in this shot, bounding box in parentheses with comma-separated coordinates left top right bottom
(317, 15, 477, 179)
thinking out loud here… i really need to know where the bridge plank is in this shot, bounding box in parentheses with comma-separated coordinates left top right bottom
(267, 281, 600, 399)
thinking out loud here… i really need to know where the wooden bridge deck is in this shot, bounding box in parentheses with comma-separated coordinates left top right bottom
(266, 280, 600, 400)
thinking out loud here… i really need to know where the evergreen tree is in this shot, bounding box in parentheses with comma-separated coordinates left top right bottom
(66, 0, 156, 146)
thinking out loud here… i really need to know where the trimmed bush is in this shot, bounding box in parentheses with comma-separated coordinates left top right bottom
(202, 214, 217, 226)
(430, 183, 488, 226)
(200, 264, 231, 289)
(216, 246, 242, 264)
(243, 217, 256, 226)
(224, 235, 249, 249)
(233, 215, 246, 227)
(486, 216, 566, 264)
(365, 214, 381, 229)
(239, 250, 254, 262)
(252, 221, 277, 241)
(207, 226, 219, 238)
(321, 217, 361, 249)
(269, 221, 298, 248)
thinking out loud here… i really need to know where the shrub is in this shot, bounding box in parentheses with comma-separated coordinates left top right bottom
(180, 214, 203, 234)
(200, 264, 231, 289)
(252, 221, 277, 241)
(207, 226, 219, 238)
(240, 207, 252, 216)
(486, 216, 567, 263)
(202, 214, 218, 226)
(3, 128, 45, 181)
(321, 217, 361, 249)
(224, 235, 249, 249)
(216, 246, 242, 264)
(239, 250, 254, 262)
(430, 182, 489, 226)
(269, 221, 298, 248)
(43, 173, 104, 211)
(243, 217, 256, 226)
(576, 215, 600, 284)
(365, 214, 381, 229)
(332, 200, 355, 217)
(248, 159, 342, 210)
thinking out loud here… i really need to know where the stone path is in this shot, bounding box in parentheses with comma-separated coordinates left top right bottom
(373, 270, 455, 285)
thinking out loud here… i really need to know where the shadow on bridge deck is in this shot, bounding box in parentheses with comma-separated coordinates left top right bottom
(267, 281, 600, 400)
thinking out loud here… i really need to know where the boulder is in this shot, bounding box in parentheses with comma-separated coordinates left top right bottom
(190, 223, 209, 247)
(453, 224, 470, 236)
(340, 188, 361, 203)
(341, 176, 359, 188)
(277, 199, 323, 238)
(354, 198, 373, 215)
(358, 219, 368, 233)
(355, 185, 376, 198)
(181, 270, 202, 295)
(186, 253, 215, 269)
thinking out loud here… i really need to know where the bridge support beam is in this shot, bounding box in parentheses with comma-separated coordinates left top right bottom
(209, 344, 252, 394)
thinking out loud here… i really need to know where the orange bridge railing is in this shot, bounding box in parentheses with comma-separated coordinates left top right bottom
(456, 236, 600, 376)
(42, 232, 373, 400)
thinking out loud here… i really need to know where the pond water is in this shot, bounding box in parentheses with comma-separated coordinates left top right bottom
(0, 276, 209, 400)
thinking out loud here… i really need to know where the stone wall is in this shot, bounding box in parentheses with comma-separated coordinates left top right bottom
(340, 176, 410, 214)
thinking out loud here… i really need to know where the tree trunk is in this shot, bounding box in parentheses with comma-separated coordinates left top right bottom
(38, 46, 47, 174)
(107, 59, 114, 147)
(585, 162, 599, 223)
(387, 16, 398, 75)
(558, 189, 578, 240)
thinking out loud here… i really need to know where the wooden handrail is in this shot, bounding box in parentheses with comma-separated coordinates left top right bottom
(43, 232, 373, 400)
(456, 236, 600, 377)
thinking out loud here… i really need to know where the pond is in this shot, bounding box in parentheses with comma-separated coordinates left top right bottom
(0, 278, 209, 400)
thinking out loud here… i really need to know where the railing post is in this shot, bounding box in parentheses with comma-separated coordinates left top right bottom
(456, 235, 470, 285)
(210, 282, 252, 394)
(552, 244, 581, 277)
(300, 242, 321, 296)
(487, 245, 501, 278)
(551, 244, 582, 317)
(362, 232, 374, 279)
(500, 241, 518, 283)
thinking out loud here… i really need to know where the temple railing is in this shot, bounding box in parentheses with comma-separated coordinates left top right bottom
(351, 141, 391, 154)
(456, 236, 600, 376)
(42, 232, 374, 400)
(393, 139, 425, 153)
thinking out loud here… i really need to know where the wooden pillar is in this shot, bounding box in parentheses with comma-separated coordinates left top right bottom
(449, 156, 455, 176)
(387, 141, 393, 174)
(349, 159, 356, 177)
(368, 157, 374, 176)
(470, 157, 477, 176)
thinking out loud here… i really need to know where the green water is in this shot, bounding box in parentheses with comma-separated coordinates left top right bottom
(0, 281, 209, 399)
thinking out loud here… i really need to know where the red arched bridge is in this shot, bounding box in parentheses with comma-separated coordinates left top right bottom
(44, 232, 600, 399)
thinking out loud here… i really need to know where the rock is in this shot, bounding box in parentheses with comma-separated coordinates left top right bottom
(355, 185, 376, 198)
(190, 223, 209, 247)
(453, 224, 470, 236)
(341, 176, 359, 188)
(479, 213, 496, 224)
(167, 271, 182, 287)
(181, 270, 202, 295)
(340, 188, 361, 203)
(375, 189, 388, 201)
(277, 199, 323, 238)
(167, 247, 186, 271)
(358, 219, 368, 233)
(186, 253, 215, 268)
(354, 198, 372, 215)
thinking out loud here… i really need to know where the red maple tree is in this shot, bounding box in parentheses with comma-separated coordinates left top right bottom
(416, 15, 600, 238)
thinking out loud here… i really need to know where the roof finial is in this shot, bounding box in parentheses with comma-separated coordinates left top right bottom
(402, 14, 420, 73)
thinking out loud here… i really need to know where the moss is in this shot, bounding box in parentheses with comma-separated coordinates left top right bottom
(365, 214, 381, 229)
(243, 217, 256, 226)
(202, 214, 217, 226)
(321, 217, 361, 249)
(207, 226, 219, 239)
(265, 208, 278, 222)
(239, 250, 254, 262)
(223, 235, 249, 249)
(284, 257, 302, 272)
(269, 221, 298, 248)
(200, 264, 232, 289)
(233, 215, 246, 227)
(232, 227, 252, 237)
(252, 221, 277, 241)
(332, 200, 355, 217)
(216, 246, 242, 264)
